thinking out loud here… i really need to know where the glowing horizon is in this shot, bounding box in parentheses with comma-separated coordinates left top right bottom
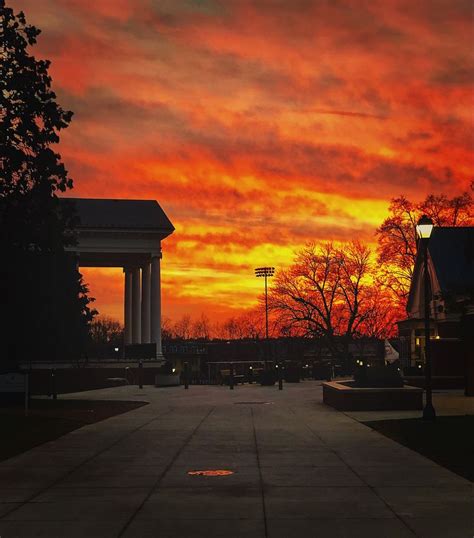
(10, 0, 473, 323)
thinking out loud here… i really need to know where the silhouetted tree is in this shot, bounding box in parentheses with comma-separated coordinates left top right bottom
(353, 284, 401, 340)
(0, 2, 95, 366)
(90, 317, 123, 346)
(88, 317, 123, 359)
(270, 242, 377, 366)
(173, 315, 192, 340)
(376, 192, 473, 307)
(234, 309, 265, 339)
(191, 313, 212, 340)
(161, 316, 173, 341)
(218, 317, 241, 340)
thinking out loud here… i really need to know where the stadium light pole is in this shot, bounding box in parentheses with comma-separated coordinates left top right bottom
(416, 215, 436, 421)
(255, 267, 275, 367)
(255, 266, 275, 339)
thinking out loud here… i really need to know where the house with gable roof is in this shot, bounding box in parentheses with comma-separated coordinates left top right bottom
(397, 227, 474, 394)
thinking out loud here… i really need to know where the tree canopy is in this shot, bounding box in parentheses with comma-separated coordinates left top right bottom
(268, 241, 391, 363)
(0, 2, 94, 366)
(376, 192, 473, 307)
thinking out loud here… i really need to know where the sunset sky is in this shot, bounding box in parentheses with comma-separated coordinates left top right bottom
(10, 0, 473, 324)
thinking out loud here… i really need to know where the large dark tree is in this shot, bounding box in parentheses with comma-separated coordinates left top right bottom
(0, 1, 95, 367)
(269, 241, 378, 366)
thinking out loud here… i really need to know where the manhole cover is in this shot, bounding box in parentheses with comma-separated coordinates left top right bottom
(187, 470, 234, 476)
(234, 401, 270, 405)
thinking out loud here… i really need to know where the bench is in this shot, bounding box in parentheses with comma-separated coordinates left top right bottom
(106, 377, 128, 386)
(219, 369, 245, 385)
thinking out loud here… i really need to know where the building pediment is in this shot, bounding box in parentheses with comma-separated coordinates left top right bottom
(61, 198, 174, 267)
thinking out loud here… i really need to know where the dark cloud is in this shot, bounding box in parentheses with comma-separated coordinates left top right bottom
(432, 59, 474, 86)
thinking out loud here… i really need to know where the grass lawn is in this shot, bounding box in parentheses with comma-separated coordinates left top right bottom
(0, 398, 147, 463)
(364, 415, 474, 482)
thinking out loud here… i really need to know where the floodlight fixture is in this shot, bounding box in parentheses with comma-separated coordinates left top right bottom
(255, 267, 275, 277)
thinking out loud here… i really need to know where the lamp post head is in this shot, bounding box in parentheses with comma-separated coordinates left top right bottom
(416, 215, 434, 240)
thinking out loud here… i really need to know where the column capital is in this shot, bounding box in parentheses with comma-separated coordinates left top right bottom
(151, 247, 162, 259)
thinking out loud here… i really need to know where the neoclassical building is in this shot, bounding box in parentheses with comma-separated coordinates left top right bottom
(63, 198, 174, 359)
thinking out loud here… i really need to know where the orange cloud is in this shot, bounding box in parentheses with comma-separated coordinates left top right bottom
(10, 0, 473, 323)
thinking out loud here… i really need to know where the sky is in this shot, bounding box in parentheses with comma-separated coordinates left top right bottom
(10, 0, 473, 324)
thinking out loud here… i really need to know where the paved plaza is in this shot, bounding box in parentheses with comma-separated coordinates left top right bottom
(0, 382, 472, 537)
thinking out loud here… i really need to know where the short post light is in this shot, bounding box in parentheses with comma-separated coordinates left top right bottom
(416, 215, 436, 421)
(138, 360, 143, 389)
(184, 361, 189, 390)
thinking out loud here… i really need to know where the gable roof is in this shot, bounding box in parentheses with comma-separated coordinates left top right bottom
(407, 227, 474, 313)
(428, 227, 474, 295)
(61, 198, 175, 235)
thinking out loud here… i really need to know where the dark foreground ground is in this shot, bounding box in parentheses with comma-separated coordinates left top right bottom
(364, 415, 474, 482)
(0, 399, 147, 463)
(0, 382, 471, 538)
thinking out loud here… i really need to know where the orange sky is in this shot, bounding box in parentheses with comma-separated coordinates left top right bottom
(10, 0, 473, 323)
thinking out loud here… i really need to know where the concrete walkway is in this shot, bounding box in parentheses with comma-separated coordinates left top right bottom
(0, 382, 472, 537)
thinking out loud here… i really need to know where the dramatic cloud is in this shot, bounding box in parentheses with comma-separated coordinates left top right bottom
(10, 0, 473, 322)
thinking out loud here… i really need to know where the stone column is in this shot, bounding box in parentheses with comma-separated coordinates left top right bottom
(132, 266, 141, 344)
(124, 268, 133, 345)
(151, 252, 163, 358)
(141, 262, 151, 344)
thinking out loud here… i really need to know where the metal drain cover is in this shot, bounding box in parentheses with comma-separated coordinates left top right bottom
(188, 470, 234, 476)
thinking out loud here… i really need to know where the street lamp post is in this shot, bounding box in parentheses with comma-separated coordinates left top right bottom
(255, 266, 275, 367)
(416, 215, 436, 421)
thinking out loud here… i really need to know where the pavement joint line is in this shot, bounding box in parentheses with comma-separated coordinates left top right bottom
(117, 406, 215, 538)
(250, 406, 269, 538)
(288, 406, 419, 537)
(0, 406, 174, 520)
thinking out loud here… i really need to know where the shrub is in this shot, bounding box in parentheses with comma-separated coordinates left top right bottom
(157, 362, 175, 375)
(258, 369, 276, 386)
(354, 364, 403, 388)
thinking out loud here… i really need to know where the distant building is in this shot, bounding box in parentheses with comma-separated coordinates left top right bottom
(162, 337, 386, 380)
(397, 227, 474, 391)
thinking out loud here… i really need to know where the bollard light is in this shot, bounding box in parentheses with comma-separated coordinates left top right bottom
(184, 362, 189, 390)
(138, 360, 143, 389)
